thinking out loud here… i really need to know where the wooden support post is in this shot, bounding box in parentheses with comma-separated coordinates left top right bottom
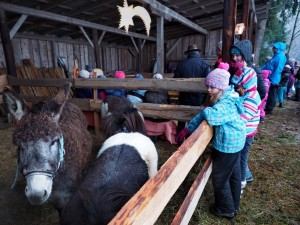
(92, 96, 100, 137)
(0, 9, 17, 78)
(241, 0, 250, 40)
(138, 39, 142, 73)
(91, 31, 101, 136)
(222, 0, 237, 63)
(51, 41, 58, 67)
(248, 12, 254, 45)
(251, 22, 257, 50)
(92, 29, 101, 68)
(156, 16, 164, 75)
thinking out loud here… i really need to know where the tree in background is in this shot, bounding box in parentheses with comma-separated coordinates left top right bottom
(287, 0, 300, 54)
(259, 0, 299, 65)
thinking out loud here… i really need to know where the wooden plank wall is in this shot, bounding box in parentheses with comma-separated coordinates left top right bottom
(141, 31, 221, 73)
(0, 38, 136, 76)
(206, 30, 223, 56)
(0, 30, 222, 75)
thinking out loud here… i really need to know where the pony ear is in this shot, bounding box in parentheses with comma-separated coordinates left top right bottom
(3, 86, 29, 122)
(51, 83, 71, 123)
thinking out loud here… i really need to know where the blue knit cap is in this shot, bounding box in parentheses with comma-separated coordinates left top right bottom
(135, 74, 144, 79)
(230, 47, 241, 55)
(97, 74, 106, 78)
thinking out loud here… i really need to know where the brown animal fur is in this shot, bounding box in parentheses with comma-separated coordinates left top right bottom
(4, 83, 92, 214)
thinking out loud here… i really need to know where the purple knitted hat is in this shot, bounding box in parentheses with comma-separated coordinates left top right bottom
(205, 62, 230, 90)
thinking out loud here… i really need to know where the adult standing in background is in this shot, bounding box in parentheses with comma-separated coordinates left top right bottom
(277, 54, 294, 107)
(261, 42, 287, 115)
(174, 44, 210, 133)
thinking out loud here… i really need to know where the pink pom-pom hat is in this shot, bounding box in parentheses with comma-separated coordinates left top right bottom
(205, 63, 231, 90)
(114, 71, 125, 79)
(261, 70, 271, 79)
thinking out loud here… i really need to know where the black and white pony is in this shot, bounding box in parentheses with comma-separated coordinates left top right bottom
(60, 132, 158, 225)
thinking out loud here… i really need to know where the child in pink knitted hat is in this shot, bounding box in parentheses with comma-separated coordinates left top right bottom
(114, 71, 125, 79)
(176, 62, 246, 219)
(259, 70, 271, 122)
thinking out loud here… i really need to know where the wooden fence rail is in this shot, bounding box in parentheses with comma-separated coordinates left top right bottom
(5, 75, 214, 225)
(109, 121, 213, 225)
(7, 75, 206, 122)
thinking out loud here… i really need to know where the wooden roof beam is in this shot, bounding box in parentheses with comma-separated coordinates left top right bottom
(38, 0, 72, 11)
(135, 0, 208, 35)
(21, 1, 116, 36)
(0, 2, 156, 41)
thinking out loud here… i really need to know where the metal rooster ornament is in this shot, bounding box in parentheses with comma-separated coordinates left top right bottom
(117, 0, 151, 36)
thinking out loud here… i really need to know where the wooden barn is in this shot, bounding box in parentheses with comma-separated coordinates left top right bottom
(0, 0, 270, 77)
(0, 1, 272, 225)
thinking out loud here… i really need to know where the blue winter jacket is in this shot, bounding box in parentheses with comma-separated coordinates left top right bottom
(186, 87, 246, 153)
(105, 89, 126, 97)
(261, 42, 287, 84)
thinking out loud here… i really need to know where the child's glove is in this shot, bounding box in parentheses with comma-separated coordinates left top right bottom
(176, 128, 192, 144)
(234, 84, 245, 96)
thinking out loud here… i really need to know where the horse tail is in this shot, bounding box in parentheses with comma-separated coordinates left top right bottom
(101, 107, 147, 138)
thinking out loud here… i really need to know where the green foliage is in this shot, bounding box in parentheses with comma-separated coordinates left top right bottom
(259, 0, 300, 65)
(259, 0, 288, 65)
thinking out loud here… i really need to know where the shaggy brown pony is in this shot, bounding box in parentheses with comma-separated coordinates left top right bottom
(3, 83, 92, 216)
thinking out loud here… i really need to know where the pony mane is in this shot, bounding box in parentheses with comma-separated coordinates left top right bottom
(101, 107, 146, 138)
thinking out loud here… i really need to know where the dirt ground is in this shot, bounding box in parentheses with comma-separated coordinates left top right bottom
(0, 100, 299, 225)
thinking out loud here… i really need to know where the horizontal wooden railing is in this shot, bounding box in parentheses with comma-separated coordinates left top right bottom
(7, 75, 206, 122)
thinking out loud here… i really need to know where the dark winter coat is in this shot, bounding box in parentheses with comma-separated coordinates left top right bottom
(144, 90, 169, 104)
(76, 88, 93, 99)
(174, 52, 210, 106)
